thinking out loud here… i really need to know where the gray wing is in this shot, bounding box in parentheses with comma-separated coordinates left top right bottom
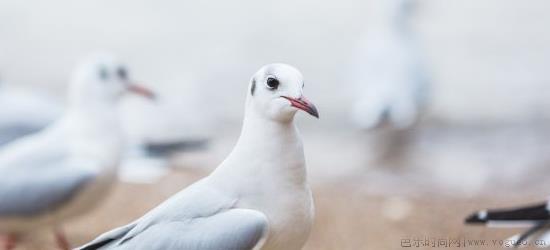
(80, 209, 268, 250)
(79, 223, 138, 250)
(0, 163, 95, 216)
(0, 126, 43, 146)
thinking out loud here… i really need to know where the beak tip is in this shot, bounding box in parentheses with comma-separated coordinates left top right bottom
(128, 83, 157, 101)
(308, 103, 319, 119)
(311, 110, 320, 119)
(143, 93, 157, 101)
(282, 95, 319, 119)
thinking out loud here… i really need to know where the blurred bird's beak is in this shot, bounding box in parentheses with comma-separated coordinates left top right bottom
(127, 83, 156, 100)
(282, 96, 319, 118)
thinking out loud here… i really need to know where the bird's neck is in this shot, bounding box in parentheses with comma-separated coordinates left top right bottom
(64, 102, 124, 166)
(239, 113, 299, 153)
(66, 100, 121, 130)
(213, 110, 308, 187)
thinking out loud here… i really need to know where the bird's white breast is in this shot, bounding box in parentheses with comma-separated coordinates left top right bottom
(257, 186, 314, 250)
(212, 129, 314, 250)
(231, 176, 314, 250)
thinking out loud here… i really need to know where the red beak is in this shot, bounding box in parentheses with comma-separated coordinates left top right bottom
(127, 83, 156, 100)
(282, 96, 319, 118)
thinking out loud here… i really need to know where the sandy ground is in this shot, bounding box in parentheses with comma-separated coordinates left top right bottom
(7, 167, 546, 250)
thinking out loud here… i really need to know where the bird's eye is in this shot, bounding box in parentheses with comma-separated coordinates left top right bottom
(302, 82, 305, 88)
(117, 67, 128, 80)
(99, 67, 109, 81)
(266, 77, 279, 90)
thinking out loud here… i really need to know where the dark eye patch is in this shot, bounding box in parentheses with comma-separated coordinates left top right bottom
(266, 77, 279, 90)
(99, 66, 109, 80)
(250, 79, 256, 96)
(117, 67, 128, 80)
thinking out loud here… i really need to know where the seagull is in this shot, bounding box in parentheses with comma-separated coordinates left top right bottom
(349, 0, 430, 167)
(350, 0, 429, 130)
(78, 63, 319, 250)
(0, 53, 155, 250)
(0, 83, 63, 146)
(465, 199, 550, 248)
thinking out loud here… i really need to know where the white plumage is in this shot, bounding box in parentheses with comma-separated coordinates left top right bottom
(0, 84, 63, 146)
(79, 63, 318, 250)
(0, 53, 155, 249)
(350, 0, 429, 130)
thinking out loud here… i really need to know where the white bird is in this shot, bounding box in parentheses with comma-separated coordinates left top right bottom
(79, 63, 319, 250)
(0, 53, 155, 250)
(349, 0, 429, 167)
(466, 199, 550, 248)
(0, 83, 63, 146)
(350, 0, 429, 130)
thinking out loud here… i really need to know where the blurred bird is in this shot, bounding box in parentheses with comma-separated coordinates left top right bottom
(0, 53, 155, 250)
(466, 200, 550, 248)
(1, 73, 208, 185)
(350, 0, 429, 166)
(0, 83, 63, 146)
(351, 0, 429, 130)
(79, 63, 318, 250)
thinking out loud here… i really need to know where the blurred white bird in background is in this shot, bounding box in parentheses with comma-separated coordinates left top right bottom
(0, 82, 63, 146)
(466, 199, 550, 248)
(1, 63, 210, 185)
(0, 53, 155, 250)
(79, 63, 318, 250)
(350, 0, 430, 167)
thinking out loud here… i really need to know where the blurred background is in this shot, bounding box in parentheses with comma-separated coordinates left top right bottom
(1, 0, 550, 249)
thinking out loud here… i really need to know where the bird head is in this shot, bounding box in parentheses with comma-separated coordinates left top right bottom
(69, 52, 155, 106)
(248, 63, 318, 122)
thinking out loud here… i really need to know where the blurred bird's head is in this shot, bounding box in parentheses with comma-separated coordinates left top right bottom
(247, 63, 319, 122)
(387, 0, 416, 26)
(69, 52, 155, 106)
